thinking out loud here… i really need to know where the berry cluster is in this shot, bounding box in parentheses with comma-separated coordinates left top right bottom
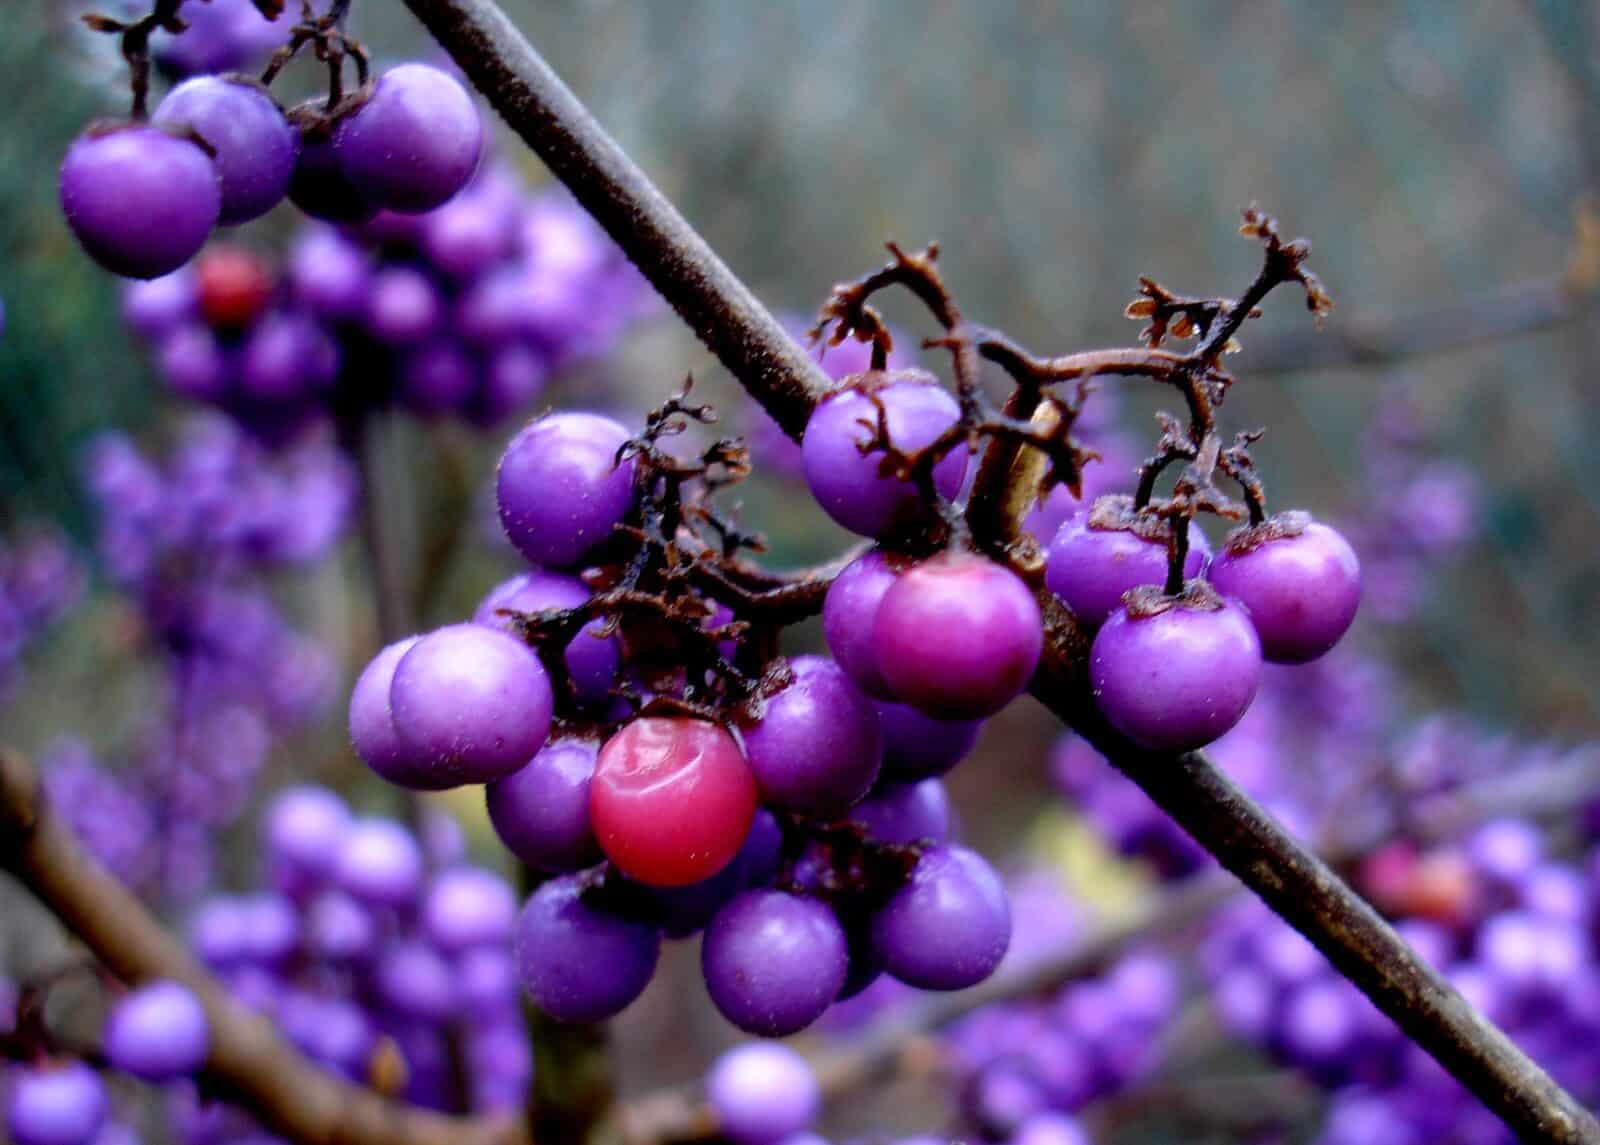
(0, 525, 85, 697)
(4, 976, 210, 1145)
(119, 173, 649, 444)
(51, 417, 347, 897)
(65, 0, 484, 281)
(1206, 821, 1600, 1145)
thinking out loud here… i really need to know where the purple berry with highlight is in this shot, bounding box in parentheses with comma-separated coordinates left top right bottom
(1206, 513, 1362, 664)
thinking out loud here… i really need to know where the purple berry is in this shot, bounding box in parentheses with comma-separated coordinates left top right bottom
(703, 891, 848, 1036)
(348, 635, 431, 787)
(60, 125, 219, 278)
(876, 700, 982, 781)
(496, 412, 637, 568)
(236, 313, 321, 403)
(1045, 497, 1209, 628)
(420, 192, 515, 278)
(287, 109, 377, 224)
(1088, 589, 1262, 752)
(304, 892, 377, 964)
(263, 784, 349, 887)
(420, 867, 517, 953)
(5, 1064, 107, 1145)
(514, 875, 661, 1022)
(122, 269, 196, 339)
(103, 980, 210, 1081)
(287, 228, 370, 320)
(334, 64, 483, 213)
(388, 624, 554, 787)
(801, 372, 968, 538)
(874, 553, 1042, 719)
(741, 656, 883, 816)
(1207, 513, 1362, 664)
(871, 845, 1009, 990)
(374, 939, 458, 1024)
(335, 817, 424, 907)
(470, 344, 548, 427)
(849, 779, 952, 845)
(486, 737, 602, 872)
(158, 324, 230, 401)
(364, 266, 441, 346)
(153, 77, 297, 224)
(706, 1044, 820, 1145)
(1013, 1113, 1091, 1145)
(151, 0, 289, 77)
(821, 550, 902, 698)
(398, 341, 477, 416)
(474, 572, 621, 704)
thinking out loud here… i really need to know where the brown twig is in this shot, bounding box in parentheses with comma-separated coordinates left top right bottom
(0, 749, 526, 1145)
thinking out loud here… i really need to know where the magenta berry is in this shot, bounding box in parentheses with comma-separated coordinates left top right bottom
(874, 552, 1043, 718)
(1089, 587, 1263, 751)
(1207, 512, 1362, 664)
(821, 549, 902, 698)
(60, 125, 220, 279)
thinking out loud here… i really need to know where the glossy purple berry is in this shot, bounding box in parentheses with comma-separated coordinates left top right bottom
(389, 624, 554, 787)
(364, 266, 441, 346)
(871, 845, 1009, 990)
(741, 656, 883, 816)
(158, 324, 230, 401)
(706, 1043, 820, 1145)
(702, 890, 848, 1036)
(60, 125, 219, 278)
(497, 412, 637, 568)
(801, 372, 968, 538)
(421, 867, 517, 953)
(153, 77, 297, 224)
(1089, 588, 1262, 752)
(874, 553, 1042, 719)
(514, 874, 661, 1023)
(849, 779, 952, 845)
(375, 939, 458, 1024)
(122, 269, 196, 339)
(875, 700, 982, 781)
(5, 1064, 107, 1145)
(474, 572, 621, 704)
(348, 635, 430, 787)
(335, 817, 424, 907)
(103, 980, 210, 1081)
(287, 228, 370, 320)
(1206, 513, 1361, 664)
(287, 109, 377, 224)
(821, 550, 902, 698)
(486, 737, 602, 872)
(399, 341, 477, 416)
(1045, 497, 1210, 628)
(334, 64, 483, 213)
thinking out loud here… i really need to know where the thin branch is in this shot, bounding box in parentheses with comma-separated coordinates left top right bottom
(0, 750, 526, 1145)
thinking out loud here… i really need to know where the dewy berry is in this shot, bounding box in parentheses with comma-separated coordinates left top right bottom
(60, 125, 220, 279)
(1089, 585, 1263, 751)
(702, 890, 849, 1036)
(102, 980, 210, 1082)
(333, 64, 484, 214)
(740, 655, 883, 816)
(388, 623, 554, 788)
(514, 874, 661, 1023)
(874, 552, 1043, 719)
(802, 371, 969, 539)
(152, 76, 298, 225)
(590, 717, 758, 887)
(497, 411, 638, 568)
(1207, 512, 1362, 664)
(487, 737, 603, 872)
(871, 844, 1010, 990)
(821, 549, 903, 698)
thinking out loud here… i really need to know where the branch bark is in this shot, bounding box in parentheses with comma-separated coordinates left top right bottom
(403, 3, 1600, 1139)
(0, 749, 527, 1145)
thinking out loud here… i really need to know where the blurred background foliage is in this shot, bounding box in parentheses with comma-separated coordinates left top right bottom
(3, 1, 1600, 1131)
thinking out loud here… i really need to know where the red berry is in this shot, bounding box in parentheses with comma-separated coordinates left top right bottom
(590, 717, 757, 888)
(196, 245, 275, 328)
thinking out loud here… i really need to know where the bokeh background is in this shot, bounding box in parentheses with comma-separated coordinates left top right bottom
(3, 3, 1599, 1143)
